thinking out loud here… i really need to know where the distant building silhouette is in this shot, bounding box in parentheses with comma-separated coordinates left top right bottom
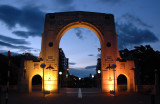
(59, 48, 69, 75)
(96, 58, 101, 88)
(59, 48, 69, 87)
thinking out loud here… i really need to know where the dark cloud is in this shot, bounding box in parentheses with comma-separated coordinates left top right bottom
(69, 68, 96, 78)
(85, 65, 96, 70)
(74, 27, 83, 39)
(0, 5, 21, 28)
(18, 7, 45, 35)
(0, 5, 45, 38)
(69, 62, 76, 65)
(12, 31, 36, 38)
(122, 13, 152, 28)
(0, 34, 30, 44)
(116, 22, 158, 49)
(0, 40, 32, 49)
(88, 54, 94, 56)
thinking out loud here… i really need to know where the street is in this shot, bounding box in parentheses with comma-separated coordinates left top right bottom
(1, 88, 159, 104)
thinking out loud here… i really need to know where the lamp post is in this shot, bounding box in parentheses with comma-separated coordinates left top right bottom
(40, 63, 46, 98)
(66, 68, 69, 87)
(59, 71, 62, 88)
(97, 70, 101, 88)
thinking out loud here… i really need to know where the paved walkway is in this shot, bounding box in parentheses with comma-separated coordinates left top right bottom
(0, 88, 160, 104)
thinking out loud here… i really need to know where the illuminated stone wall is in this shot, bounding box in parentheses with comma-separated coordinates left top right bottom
(19, 11, 135, 93)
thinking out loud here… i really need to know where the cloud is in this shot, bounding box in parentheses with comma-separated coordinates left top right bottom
(69, 62, 76, 65)
(69, 68, 96, 78)
(122, 13, 152, 28)
(116, 22, 158, 49)
(0, 40, 32, 49)
(88, 54, 94, 56)
(12, 31, 36, 38)
(85, 65, 96, 70)
(0, 34, 30, 44)
(0, 5, 21, 28)
(74, 27, 83, 39)
(0, 5, 45, 38)
(53, 0, 76, 12)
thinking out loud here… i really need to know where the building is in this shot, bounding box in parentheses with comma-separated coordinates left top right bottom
(18, 11, 135, 93)
(59, 48, 69, 74)
(59, 48, 69, 87)
(96, 58, 101, 88)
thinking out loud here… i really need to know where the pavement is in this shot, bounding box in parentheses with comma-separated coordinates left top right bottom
(0, 88, 160, 104)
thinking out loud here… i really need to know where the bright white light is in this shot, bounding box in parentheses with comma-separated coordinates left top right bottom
(66, 74, 68, 78)
(97, 70, 101, 74)
(92, 75, 94, 78)
(59, 71, 62, 75)
(79, 78, 81, 80)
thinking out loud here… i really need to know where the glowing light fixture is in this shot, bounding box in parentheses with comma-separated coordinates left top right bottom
(59, 71, 62, 75)
(97, 70, 101, 74)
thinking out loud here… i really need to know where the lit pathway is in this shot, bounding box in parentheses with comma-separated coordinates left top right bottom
(78, 88, 82, 99)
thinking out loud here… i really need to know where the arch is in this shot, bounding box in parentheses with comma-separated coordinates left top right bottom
(117, 74, 127, 92)
(32, 74, 42, 92)
(19, 12, 135, 93)
(56, 22, 104, 46)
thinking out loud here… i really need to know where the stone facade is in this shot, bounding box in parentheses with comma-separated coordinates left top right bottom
(18, 11, 135, 93)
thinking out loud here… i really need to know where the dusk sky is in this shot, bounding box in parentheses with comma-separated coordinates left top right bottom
(0, 0, 159, 77)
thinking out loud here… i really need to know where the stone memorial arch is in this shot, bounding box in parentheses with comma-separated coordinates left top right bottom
(18, 11, 135, 93)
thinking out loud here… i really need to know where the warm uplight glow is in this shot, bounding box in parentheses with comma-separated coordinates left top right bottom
(45, 80, 53, 91)
(43, 74, 57, 91)
(108, 80, 114, 91)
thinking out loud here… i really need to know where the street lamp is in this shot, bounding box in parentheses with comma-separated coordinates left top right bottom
(97, 70, 101, 88)
(40, 63, 46, 98)
(97, 70, 101, 74)
(59, 71, 62, 88)
(92, 75, 94, 78)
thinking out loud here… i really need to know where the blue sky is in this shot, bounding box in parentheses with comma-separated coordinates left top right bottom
(0, 0, 159, 77)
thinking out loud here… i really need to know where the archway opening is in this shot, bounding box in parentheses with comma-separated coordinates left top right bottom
(32, 74, 42, 92)
(59, 27, 101, 88)
(117, 74, 127, 92)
